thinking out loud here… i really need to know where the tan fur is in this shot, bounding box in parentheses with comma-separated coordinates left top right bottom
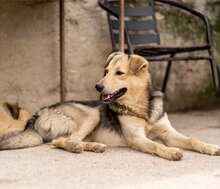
(0, 103, 42, 149)
(95, 52, 220, 160)
(87, 127, 127, 147)
(97, 53, 149, 109)
(1, 52, 220, 160)
(0, 103, 31, 140)
(37, 103, 107, 153)
(128, 54, 148, 74)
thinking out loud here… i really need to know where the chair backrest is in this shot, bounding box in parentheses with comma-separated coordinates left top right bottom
(105, 0, 160, 53)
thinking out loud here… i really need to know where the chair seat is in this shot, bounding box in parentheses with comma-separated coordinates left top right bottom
(133, 45, 210, 57)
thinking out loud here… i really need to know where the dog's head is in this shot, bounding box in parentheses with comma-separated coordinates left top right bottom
(95, 52, 150, 104)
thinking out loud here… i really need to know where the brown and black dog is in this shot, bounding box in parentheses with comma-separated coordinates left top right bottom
(0, 52, 219, 160)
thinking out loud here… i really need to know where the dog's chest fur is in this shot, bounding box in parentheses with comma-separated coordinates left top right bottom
(108, 88, 165, 124)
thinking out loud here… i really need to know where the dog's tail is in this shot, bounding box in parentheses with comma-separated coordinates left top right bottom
(0, 127, 43, 150)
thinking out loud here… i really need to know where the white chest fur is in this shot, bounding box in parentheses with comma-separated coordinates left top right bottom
(89, 127, 127, 147)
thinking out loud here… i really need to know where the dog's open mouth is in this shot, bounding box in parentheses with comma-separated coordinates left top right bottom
(101, 88, 127, 103)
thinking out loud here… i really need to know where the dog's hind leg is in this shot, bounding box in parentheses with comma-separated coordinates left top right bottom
(52, 107, 107, 153)
(150, 114, 220, 155)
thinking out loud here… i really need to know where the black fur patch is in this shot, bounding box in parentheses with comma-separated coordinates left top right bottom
(47, 100, 102, 110)
(25, 114, 39, 129)
(99, 103, 122, 134)
(74, 100, 102, 108)
(148, 86, 165, 123)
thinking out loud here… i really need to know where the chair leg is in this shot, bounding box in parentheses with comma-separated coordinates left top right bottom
(218, 65, 220, 78)
(209, 54, 220, 96)
(162, 54, 175, 93)
(217, 65, 220, 96)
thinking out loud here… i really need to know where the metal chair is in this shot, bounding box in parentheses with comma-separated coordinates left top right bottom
(98, 0, 220, 96)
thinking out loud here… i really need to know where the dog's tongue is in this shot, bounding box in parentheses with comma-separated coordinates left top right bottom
(102, 93, 114, 101)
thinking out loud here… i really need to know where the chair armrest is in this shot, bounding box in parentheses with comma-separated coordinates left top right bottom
(155, 0, 207, 20)
(154, 0, 212, 45)
(155, 1, 220, 95)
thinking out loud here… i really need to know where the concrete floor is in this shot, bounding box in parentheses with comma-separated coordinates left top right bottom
(0, 109, 220, 189)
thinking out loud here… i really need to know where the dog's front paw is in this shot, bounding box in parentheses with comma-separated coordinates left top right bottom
(70, 141, 83, 153)
(206, 145, 220, 155)
(52, 138, 83, 153)
(165, 147, 183, 161)
(92, 143, 107, 153)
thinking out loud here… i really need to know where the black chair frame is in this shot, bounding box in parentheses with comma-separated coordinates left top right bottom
(98, 0, 220, 96)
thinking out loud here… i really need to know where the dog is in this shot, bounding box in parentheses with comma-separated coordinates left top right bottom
(0, 52, 220, 160)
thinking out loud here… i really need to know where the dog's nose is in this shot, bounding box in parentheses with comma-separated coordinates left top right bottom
(95, 84, 104, 92)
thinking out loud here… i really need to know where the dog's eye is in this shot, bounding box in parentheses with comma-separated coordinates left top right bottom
(116, 71, 124, 75)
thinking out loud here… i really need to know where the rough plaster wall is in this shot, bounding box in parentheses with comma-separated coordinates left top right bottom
(0, 0, 60, 113)
(0, 0, 111, 113)
(64, 0, 111, 101)
(0, 0, 218, 113)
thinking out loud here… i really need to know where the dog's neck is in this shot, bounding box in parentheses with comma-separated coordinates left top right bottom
(109, 100, 148, 120)
(109, 86, 150, 121)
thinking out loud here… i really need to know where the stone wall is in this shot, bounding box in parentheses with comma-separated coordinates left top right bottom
(0, 0, 60, 113)
(0, 0, 219, 113)
(151, 0, 220, 111)
(64, 0, 111, 101)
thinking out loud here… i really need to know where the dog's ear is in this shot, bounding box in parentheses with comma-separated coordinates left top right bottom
(104, 52, 122, 68)
(4, 102, 21, 119)
(128, 55, 149, 74)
